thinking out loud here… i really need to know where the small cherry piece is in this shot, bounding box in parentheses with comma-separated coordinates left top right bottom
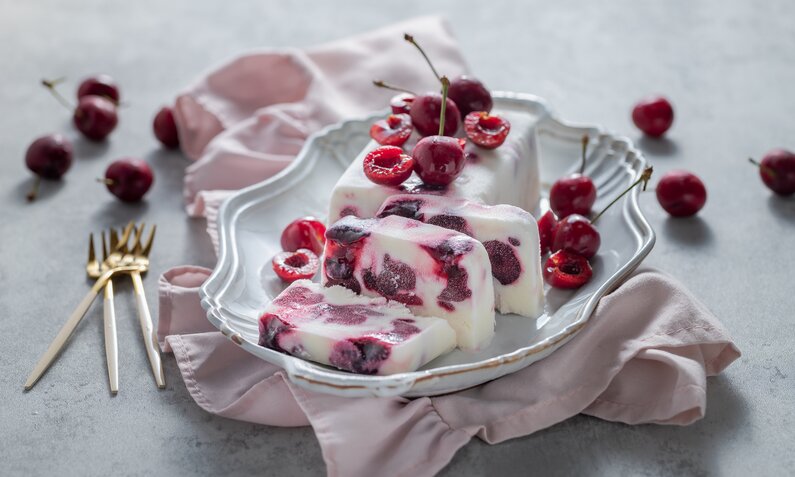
(464, 112, 510, 149)
(632, 96, 674, 137)
(363, 146, 415, 186)
(655, 170, 707, 217)
(550, 136, 597, 218)
(25, 134, 73, 201)
(552, 214, 601, 258)
(272, 249, 320, 282)
(543, 250, 593, 289)
(77, 74, 120, 104)
(410, 92, 460, 137)
(281, 217, 327, 255)
(449, 76, 493, 118)
(369, 113, 413, 147)
(537, 210, 558, 254)
(390, 93, 415, 114)
(153, 106, 180, 148)
(104, 158, 154, 202)
(74, 96, 118, 141)
(750, 150, 795, 196)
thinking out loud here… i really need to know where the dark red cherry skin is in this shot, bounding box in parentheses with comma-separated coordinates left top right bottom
(363, 146, 415, 186)
(281, 217, 326, 255)
(390, 93, 415, 114)
(543, 250, 593, 289)
(411, 136, 465, 186)
(537, 210, 558, 254)
(758, 149, 795, 196)
(104, 158, 154, 202)
(77, 75, 120, 104)
(25, 134, 73, 179)
(549, 174, 597, 218)
(656, 170, 707, 217)
(632, 96, 674, 137)
(552, 214, 601, 259)
(409, 92, 460, 137)
(74, 95, 118, 141)
(369, 114, 413, 147)
(464, 112, 510, 149)
(153, 106, 180, 148)
(448, 76, 493, 118)
(272, 249, 320, 282)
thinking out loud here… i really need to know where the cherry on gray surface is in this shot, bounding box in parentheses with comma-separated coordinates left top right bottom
(1, 1, 793, 476)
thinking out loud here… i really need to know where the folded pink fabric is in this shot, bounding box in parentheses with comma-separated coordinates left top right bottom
(161, 16, 740, 477)
(174, 15, 467, 216)
(158, 266, 739, 477)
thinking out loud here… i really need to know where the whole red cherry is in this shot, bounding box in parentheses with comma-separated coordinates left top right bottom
(25, 134, 74, 201)
(281, 217, 326, 255)
(409, 92, 460, 137)
(412, 136, 465, 186)
(656, 170, 706, 217)
(77, 74, 120, 104)
(448, 76, 493, 118)
(632, 96, 674, 137)
(537, 210, 558, 255)
(153, 106, 180, 148)
(552, 214, 601, 259)
(750, 150, 795, 196)
(104, 158, 154, 202)
(549, 136, 597, 218)
(543, 250, 593, 289)
(74, 95, 118, 141)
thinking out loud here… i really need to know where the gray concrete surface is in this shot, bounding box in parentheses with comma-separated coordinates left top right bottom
(1, 0, 793, 475)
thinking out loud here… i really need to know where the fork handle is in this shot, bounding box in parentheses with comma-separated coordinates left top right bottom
(103, 280, 119, 394)
(24, 273, 109, 390)
(131, 271, 165, 389)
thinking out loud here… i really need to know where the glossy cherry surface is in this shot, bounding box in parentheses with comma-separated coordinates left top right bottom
(632, 96, 674, 137)
(281, 217, 326, 255)
(463, 112, 510, 149)
(104, 158, 154, 202)
(552, 214, 601, 259)
(537, 210, 558, 255)
(753, 149, 795, 196)
(363, 146, 415, 186)
(411, 136, 465, 186)
(549, 174, 597, 218)
(272, 249, 320, 282)
(25, 134, 73, 179)
(369, 113, 413, 147)
(543, 250, 593, 289)
(77, 74, 120, 103)
(153, 106, 180, 148)
(74, 95, 118, 141)
(390, 93, 415, 114)
(448, 75, 493, 118)
(409, 92, 460, 137)
(655, 170, 707, 217)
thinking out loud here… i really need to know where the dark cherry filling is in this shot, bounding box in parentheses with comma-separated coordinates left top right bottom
(422, 238, 474, 311)
(258, 313, 294, 352)
(326, 217, 374, 245)
(323, 304, 383, 326)
(377, 199, 425, 221)
(483, 240, 522, 285)
(329, 337, 390, 375)
(362, 254, 422, 306)
(426, 214, 470, 236)
(272, 286, 324, 307)
(508, 237, 521, 246)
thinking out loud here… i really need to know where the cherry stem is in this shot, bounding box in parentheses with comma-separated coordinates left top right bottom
(372, 80, 416, 95)
(749, 157, 777, 179)
(404, 33, 441, 83)
(41, 77, 74, 111)
(97, 177, 114, 186)
(580, 135, 589, 175)
(591, 166, 653, 224)
(27, 176, 41, 202)
(438, 76, 450, 136)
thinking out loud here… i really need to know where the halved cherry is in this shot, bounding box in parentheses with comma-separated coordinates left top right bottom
(370, 113, 413, 147)
(363, 145, 414, 186)
(464, 111, 511, 149)
(272, 249, 319, 282)
(543, 250, 593, 289)
(537, 210, 559, 254)
(390, 93, 415, 114)
(281, 217, 326, 255)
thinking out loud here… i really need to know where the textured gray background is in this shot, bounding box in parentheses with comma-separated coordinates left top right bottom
(1, 0, 793, 476)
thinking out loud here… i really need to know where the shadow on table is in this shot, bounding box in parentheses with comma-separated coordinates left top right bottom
(13, 177, 66, 204)
(661, 216, 715, 247)
(766, 195, 795, 222)
(638, 136, 679, 157)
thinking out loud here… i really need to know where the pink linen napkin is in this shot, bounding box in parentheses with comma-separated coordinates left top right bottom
(161, 16, 741, 477)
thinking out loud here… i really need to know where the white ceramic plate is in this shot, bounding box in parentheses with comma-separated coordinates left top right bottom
(200, 92, 655, 398)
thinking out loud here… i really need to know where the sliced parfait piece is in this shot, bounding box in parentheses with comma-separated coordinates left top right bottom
(377, 194, 544, 318)
(258, 280, 455, 375)
(328, 105, 542, 221)
(322, 215, 496, 350)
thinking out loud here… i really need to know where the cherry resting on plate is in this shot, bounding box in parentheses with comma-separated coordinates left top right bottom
(153, 106, 180, 148)
(655, 170, 706, 217)
(281, 217, 326, 255)
(25, 133, 73, 201)
(42, 78, 119, 141)
(464, 111, 510, 149)
(363, 146, 415, 186)
(543, 250, 592, 289)
(272, 249, 320, 282)
(750, 150, 795, 196)
(410, 92, 460, 137)
(448, 75, 493, 118)
(77, 74, 120, 104)
(632, 96, 674, 137)
(104, 158, 154, 202)
(537, 210, 558, 254)
(411, 77, 466, 186)
(369, 113, 413, 147)
(550, 136, 597, 218)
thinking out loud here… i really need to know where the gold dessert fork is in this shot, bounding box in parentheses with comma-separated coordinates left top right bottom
(108, 222, 165, 389)
(24, 232, 141, 391)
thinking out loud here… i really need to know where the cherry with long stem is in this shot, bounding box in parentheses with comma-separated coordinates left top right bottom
(592, 166, 653, 224)
(41, 77, 74, 111)
(579, 135, 589, 175)
(438, 76, 450, 135)
(404, 33, 442, 83)
(749, 157, 777, 178)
